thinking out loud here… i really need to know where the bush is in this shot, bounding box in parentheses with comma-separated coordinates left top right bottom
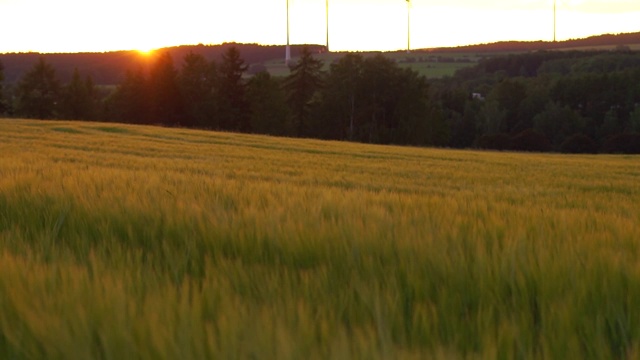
(560, 133, 598, 154)
(510, 128, 551, 152)
(476, 133, 511, 151)
(601, 133, 640, 154)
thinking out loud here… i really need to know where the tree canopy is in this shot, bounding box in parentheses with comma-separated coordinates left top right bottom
(0, 60, 6, 115)
(217, 46, 250, 132)
(8, 47, 640, 154)
(283, 47, 324, 137)
(15, 58, 60, 119)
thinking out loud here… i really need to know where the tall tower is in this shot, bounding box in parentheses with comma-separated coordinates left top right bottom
(286, 0, 291, 65)
(406, 0, 411, 53)
(326, 0, 329, 52)
(553, 0, 557, 42)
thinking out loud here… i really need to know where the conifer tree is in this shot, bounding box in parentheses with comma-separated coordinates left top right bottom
(149, 52, 184, 126)
(59, 68, 96, 120)
(15, 57, 60, 119)
(217, 46, 249, 132)
(109, 67, 149, 124)
(283, 47, 324, 137)
(247, 71, 289, 135)
(318, 53, 364, 140)
(179, 52, 216, 128)
(0, 60, 5, 115)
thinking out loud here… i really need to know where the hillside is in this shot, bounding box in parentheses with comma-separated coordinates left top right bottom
(431, 31, 640, 53)
(2, 118, 640, 358)
(1, 32, 639, 85)
(0, 43, 324, 85)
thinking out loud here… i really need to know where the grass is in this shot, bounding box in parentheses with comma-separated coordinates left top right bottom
(1, 118, 640, 359)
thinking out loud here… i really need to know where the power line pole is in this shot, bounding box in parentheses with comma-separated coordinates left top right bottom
(553, 0, 557, 42)
(406, 0, 411, 53)
(326, 0, 329, 52)
(286, 0, 291, 65)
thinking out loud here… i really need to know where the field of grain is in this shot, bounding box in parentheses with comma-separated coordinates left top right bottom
(263, 51, 476, 78)
(1, 119, 640, 359)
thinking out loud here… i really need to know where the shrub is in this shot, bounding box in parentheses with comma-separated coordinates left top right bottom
(476, 133, 511, 151)
(510, 128, 551, 152)
(560, 133, 598, 154)
(601, 133, 640, 154)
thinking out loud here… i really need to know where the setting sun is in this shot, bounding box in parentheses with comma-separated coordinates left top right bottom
(137, 48, 155, 56)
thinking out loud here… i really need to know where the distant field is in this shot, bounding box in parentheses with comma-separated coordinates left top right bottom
(555, 43, 640, 52)
(1, 119, 640, 358)
(263, 50, 478, 78)
(262, 41, 640, 78)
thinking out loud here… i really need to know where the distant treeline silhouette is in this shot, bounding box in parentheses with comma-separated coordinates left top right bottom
(2, 32, 638, 84)
(1, 44, 640, 153)
(0, 43, 324, 85)
(435, 32, 640, 53)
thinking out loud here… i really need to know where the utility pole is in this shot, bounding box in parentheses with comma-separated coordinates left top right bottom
(286, 0, 291, 65)
(553, 0, 557, 42)
(326, 0, 329, 52)
(406, 0, 411, 53)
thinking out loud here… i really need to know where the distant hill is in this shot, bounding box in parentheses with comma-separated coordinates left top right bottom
(0, 43, 324, 86)
(1, 32, 639, 86)
(428, 32, 640, 53)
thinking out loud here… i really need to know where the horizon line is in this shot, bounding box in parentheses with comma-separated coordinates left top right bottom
(1, 30, 638, 56)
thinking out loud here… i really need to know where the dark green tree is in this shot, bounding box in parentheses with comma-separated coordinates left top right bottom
(179, 52, 217, 128)
(629, 107, 640, 133)
(247, 71, 289, 136)
(59, 68, 97, 120)
(357, 55, 400, 143)
(394, 68, 448, 146)
(598, 108, 623, 140)
(479, 100, 507, 135)
(515, 80, 552, 133)
(510, 128, 551, 152)
(551, 74, 610, 128)
(217, 46, 249, 132)
(601, 133, 640, 154)
(149, 52, 184, 126)
(486, 79, 527, 133)
(0, 60, 6, 115)
(283, 46, 324, 137)
(318, 53, 443, 145)
(15, 57, 60, 119)
(316, 53, 364, 140)
(533, 102, 586, 148)
(560, 134, 598, 154)
(107, 66, 149, 124)
(448, 100, 481, 148)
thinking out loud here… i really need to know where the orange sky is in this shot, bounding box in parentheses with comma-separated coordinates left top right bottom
(0, 0, 639, 53)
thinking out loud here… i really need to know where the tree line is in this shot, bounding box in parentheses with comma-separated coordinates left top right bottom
(436, 49, 640, 153)
(1, 46, 639, 153)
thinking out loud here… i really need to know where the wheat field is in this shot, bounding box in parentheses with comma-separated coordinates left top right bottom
(1, 119, 640, 359)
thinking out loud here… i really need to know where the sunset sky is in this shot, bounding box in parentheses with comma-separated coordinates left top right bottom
(0, 0, 639, 53)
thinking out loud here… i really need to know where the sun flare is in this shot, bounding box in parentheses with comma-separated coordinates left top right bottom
(137, 47, 155, 56)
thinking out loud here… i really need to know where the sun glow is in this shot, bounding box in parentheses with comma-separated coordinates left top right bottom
(137, 47, 155, 56)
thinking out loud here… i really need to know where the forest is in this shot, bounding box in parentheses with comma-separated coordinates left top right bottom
(1, 44, 640, 154)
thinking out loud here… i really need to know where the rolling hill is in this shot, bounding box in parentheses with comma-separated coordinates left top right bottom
(1, 32, 639, 85)
(2, 118, 640, 357)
